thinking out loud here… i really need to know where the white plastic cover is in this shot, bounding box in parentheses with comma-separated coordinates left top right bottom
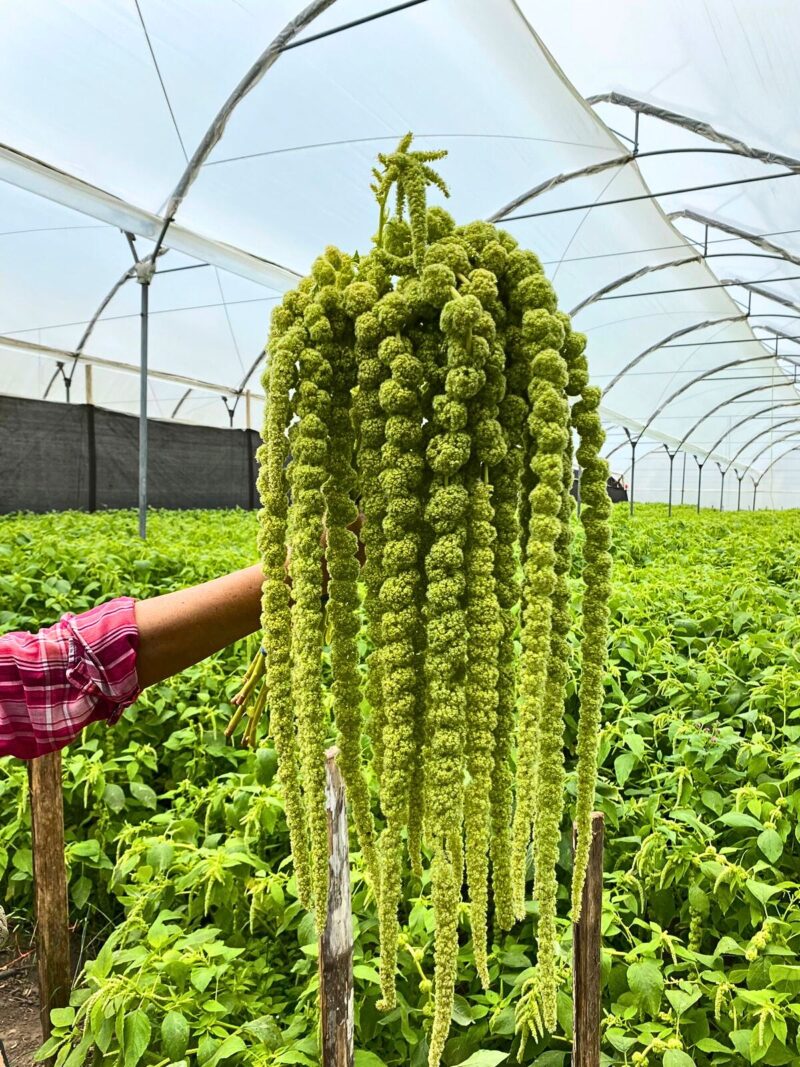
(1, 0, 798, 504)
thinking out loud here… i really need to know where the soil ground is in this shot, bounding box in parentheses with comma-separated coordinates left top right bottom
(0, 945, 41, 1067)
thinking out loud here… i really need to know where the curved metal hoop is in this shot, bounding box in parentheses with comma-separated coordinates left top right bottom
(677, 384, 800, 454)
(602, 315, 746, 396)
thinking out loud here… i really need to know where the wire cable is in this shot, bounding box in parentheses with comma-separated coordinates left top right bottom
(134, 0, 189, 162)
(500, 170, 800, 222)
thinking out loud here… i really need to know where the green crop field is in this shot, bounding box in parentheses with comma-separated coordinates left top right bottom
(2, 506, 800, 1067)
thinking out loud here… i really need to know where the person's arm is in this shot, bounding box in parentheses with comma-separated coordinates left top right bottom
(134, 564, 263, 689)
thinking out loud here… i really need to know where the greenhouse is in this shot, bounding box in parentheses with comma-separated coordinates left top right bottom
(2, 3, 800, 1066)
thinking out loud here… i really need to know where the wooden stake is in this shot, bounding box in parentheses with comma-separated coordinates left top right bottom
(572, 812, 604, 1067)
(28, 751, 71, 1046)
(318, 747, 354, 1067)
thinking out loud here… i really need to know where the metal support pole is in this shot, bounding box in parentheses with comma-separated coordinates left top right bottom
(680, 450, 687, 505)
(752, 477, 760, 511)
(624, 428, 638, 516)
(693, 456, 705, 512)
(717, 462, 726, 511)
(736, 471, 744, 511)
(136, 261, 155, 539)
(664, 445, 677, 516)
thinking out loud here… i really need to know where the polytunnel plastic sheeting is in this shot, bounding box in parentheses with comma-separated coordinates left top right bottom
(1, 0, 799, 502)
(527, 1, 800, 163)
(182, 0, 617, 272)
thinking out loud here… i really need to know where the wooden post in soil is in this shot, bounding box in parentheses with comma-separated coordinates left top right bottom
(28, 751, 71, 1047)
(572, 812, 604, 1067)
(318, 746, 354, 1067)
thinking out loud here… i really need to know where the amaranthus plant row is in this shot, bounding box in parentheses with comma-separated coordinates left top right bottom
(232, 136, 612, 1067)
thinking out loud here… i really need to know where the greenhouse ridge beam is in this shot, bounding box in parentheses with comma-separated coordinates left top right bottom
(569, 254, 700, 316)
(498, 169, 799, 222)
(754, 444, 800, 486)
(742, 427, 800, 479)
(596, 273, 800, 301)
(489, 148, 774, 224)
(1, 333, 265, 401)
(730, 281, 800, 317)
(725, 413, 800, 473)
(586, 92, 800, 173)
(678, 387, 800, 456)
(640, 353, 799, 437)
(0, 143, 300, 289)
(670, 210, 800, 271)
(602, 315, 745, 396)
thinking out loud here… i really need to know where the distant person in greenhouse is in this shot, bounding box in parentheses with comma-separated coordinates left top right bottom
(0, 564, 267, 759)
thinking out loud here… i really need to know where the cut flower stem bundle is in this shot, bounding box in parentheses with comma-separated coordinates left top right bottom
(229, 135, 612, 1066)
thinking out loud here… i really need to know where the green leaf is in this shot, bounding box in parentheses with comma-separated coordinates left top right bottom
(627, 959, 663, 1015)
(353, 964, 381, 984)
(162, 1011, 190, 1061)
(489, 1006, 516, 1036)
(714, 935, 745, 956)
(245, 1016, 282, 1051)
(190, 966, 215, 992)
(718, 812, 763, 831)
(688, 883, 710, 917)
(451, 994, 473, 1026)
(296, 912, 317, 947)
(69, 839, 101, 860)
(33, 1036, 64, 1062)
(354, 1054, 388, 1067)
(90, 942, 113, 981)
(129, 782, 157, 809)
(666, 986, 701, 1015)
(696, 1038, 732, 1053)
(751, 1021, 773, 1064)
(255, 747, 278, 786)
(746, 878, 778, 906)
(103, 783, 126, 813)
(206, 1035, 247, 1066)
(757, 828, 783, 864)
(730, 1030, 754, 1061)
(663, 1052, 695, 1067)
(701, 789, 724, 816)
(50, 1007, 75, 1028)
(614, 751, 637, 787)
(453, 1053, 508, 1067)
(147, 842, 174, 872)
(622, 729, 645, 758)
(770, 964, 800, 987)
(123, 1011, 151, 1067)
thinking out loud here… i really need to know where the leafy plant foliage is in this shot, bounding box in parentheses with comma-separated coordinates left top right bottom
(2, 505, 800, 1066)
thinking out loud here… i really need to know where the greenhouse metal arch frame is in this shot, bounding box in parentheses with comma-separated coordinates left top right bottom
(3, 0, 800, 515)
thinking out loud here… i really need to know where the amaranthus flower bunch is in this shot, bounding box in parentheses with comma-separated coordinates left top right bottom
(230, 135, 612, 1067)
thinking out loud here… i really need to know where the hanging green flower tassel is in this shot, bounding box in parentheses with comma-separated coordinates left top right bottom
(568, 332, 613, 919)
(256, 301, 313, 910)
(225, 136, 613, 1067)
(324, 256, 381, 900)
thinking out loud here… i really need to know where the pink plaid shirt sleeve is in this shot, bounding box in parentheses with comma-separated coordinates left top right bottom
(0, 597, 140, 759)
